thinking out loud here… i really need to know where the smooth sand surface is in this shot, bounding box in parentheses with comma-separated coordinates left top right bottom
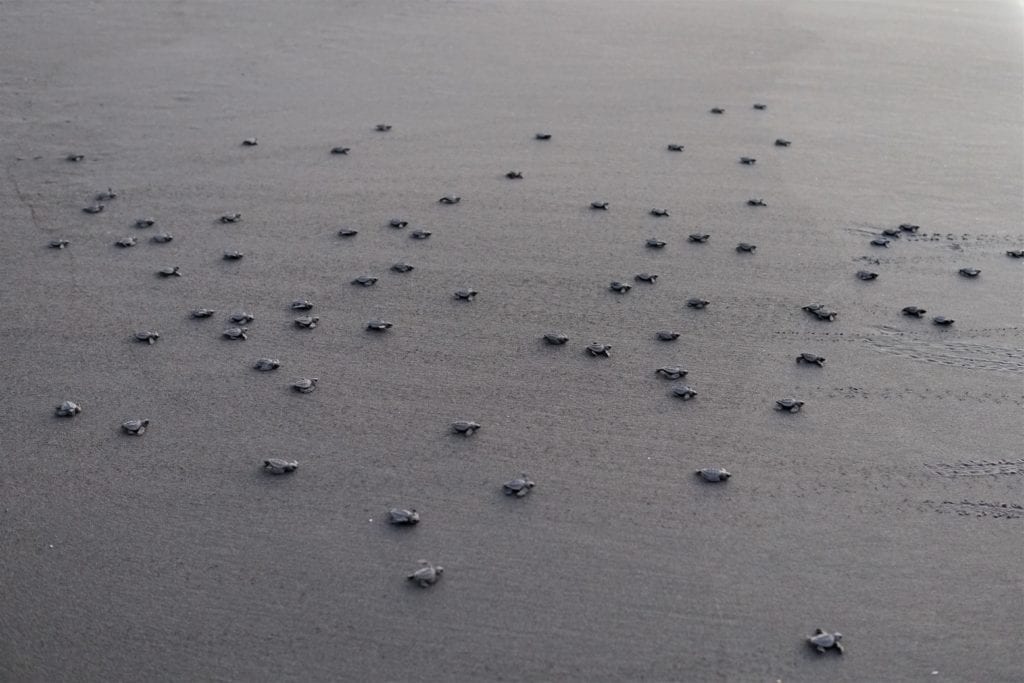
(1, 1, 1022, 681)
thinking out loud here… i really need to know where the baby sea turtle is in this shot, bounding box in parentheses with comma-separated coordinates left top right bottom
(586, 343, 611, 357)
(803, 304, 837, 321)
(389, 218, 409, 228)
(391, 262, 414, 273)
(856, 270, 878, 281)
(407, 560, 443, 587)
(710, 107, 725, 114)
(505, 171, 523, 179)
(696, 467, 730, 482)
(66, 153, 85, 162)
(190, 308, 215, 318)
(535, 132, 552, 140)
(635, 273, 658, 283)
(672, 385, 698, 400)
(375, 124, 392, 132)
(958, 267, 981, 278)
(95, 188, 117, 201)
(870, 237, 890, 247)
(388, 508, 419, 525)
(220, 213, 242, 224)
(338, 228, 358, 237)
(330, 146, 350, 155)
(229, 312, 255, 324)
(657, 330, 680, 341)
(115, 237, 137, 248)
(590, 201, 609, 210)
(121, 419, 149, 435)
(881, 228, 902, 238)
(453, 288, 477, 301)
(808, 629, 844, 655)
(687, 298, 709, 309)
(55, 400, 82, 417)
(294, 316, 319, 329)
(290, 299, 313, 310)
(134, 331, 159, 344)
(151, 233, 173, 243)
(609, 281, 631, 293)
(666, 144, 685, 152)
(292, 378, 318, 393)
(254, 358, 280, 371)
(1006, 249, 1024, 258)
(158, 266, 181, 277)
(736, 242, 757, 253)
(241, 137, 258, 146)
(410, 229, 431, 239)
(646, 238, 667, 249)
(796, 353, 825, 366)
(739, 157, 756, 165)
(451, 420, 481, 436)
(438, 195, 461, 204)
(775, 138, 791, 147)
(352, 275, 378, 287)
(263, 458, 298, 474)
(656, 367, 688, 380)
(747, 198, 767, 207)
(49, 239, 70, 249)
(776, 397, 805, 412)
(753, 103, 767, 110)
(898, 223, 920, 233)
(932, 316, 955, 326)
(223, 251, 244, 260)
(902, 306, 927, 318)
(223, 327, 248, 340)
(367, 319, 393, 331)
(135, 218, 155, 229)
(543, 333, 568, 345)
(650, 208, 670, 217)
(502, 474, 535, 497)
(82, 204, 105, 214)
(688, 233, 710, 243)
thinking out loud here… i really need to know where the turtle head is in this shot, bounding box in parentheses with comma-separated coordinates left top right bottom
(832, 633, 842, 641)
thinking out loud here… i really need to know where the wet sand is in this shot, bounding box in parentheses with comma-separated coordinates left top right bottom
(1, 1, 1022, 681)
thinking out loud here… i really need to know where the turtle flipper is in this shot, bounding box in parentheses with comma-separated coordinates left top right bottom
(834, 642, 844, 655)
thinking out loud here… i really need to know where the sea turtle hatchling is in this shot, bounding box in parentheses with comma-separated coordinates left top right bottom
(646, 238, 667, 249)
(254, 358, 280, 371)
(687, 298, 710, 309)
(338, 228, 358, 237)
(1006, 249, 1024, 258)
(672, 385, 698, 400)
(650, 208, 670, 217)
(586, 343, 612, 357)
(66, 153, 84, 162)
(115, 237, 137, 248)
(881, 228, 902, 238)
(121, 419, 149, 435)
(223, 251, 244, 260)
(82, 204, 105, 214)
(870, 237, 890, 247)
(292, 378, 318, 393)
(366, 319, 393, 331)
(407, 560, 443, 587)
(776, 397, 805, 412)
(229, 312, 255, 324)
(657, 330, 680, 341)
(901, 306, 927, 318)
(898, 223, 920, 233)
(635, 273, 658, 283)
(666, 144, 685, 151)
(389, 218, 409, 228)
(932, 316, 955, 326)
(94, 188, 117, 201)
(535, 132, 552, 140)
(290, 299, 313, 310)
(695, 467, 730, 482)
(590, 201, 609, 210)
(753, 103, 767, 110)
(352, 276, 378, 287)
(739, 156, 756, 165)
(220, 213, 241, 224)
(502, 474, 535, 497)
(263, 458, 298, 474)
(958, 267, 981, 278)
(543, 333, 568, 345)
(710, 107, 725, 114)
(736, 242, 757, 253)
(330, 146, 350, 155)
(158, 266, 181, 277)
(241, 137, 258, 146)
(808, 629, 844, 655)
(803, 304, 837, 321)
(453, 288, 477, 300)
(609, 281, 631, 293)
(151, 233, 173, 243)
(775, 138, 791, 147)
(505, 171, 523, 179)
(134, 331, 159, 344)
(223, 327, 248, 340)
(856, 270, 878, 281)
(190, 308, 215, 318)
(688, 233, 710, 243)
(135, 218, 155, 229)
(391, 262, 414, 273)
(294, 316, 319, 329)
(656, 367, 688, 380)
(747, 199, 767, 207)
(451, 420, 481, 436)
(49, 239, 70, 249)
(55, 401, 81, 417)
(388, 508, 420, 525)
(410, 229, 431, 240)
(438, 195, 461, 204)
(796, 353, 825, 366)
(375, 124, 392, 132)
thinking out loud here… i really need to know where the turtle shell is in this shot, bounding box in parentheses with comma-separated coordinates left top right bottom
(898, 223, 920, 232)
(451, 421, 480, 435)
(736, 243, 757, 252)
(223, 327, 248, 340)
(264, 458, 298, 474)
(797, 353, 825, 366)
(687, 298, 709, 309)
(609, 281, 631, 293)
(646, 238, 666, 249)
(121, 419, 149, 435)
(49, 239, 70, 249)
(503, 475, 535, 497)
(776, 398, 804, 412)
(696, 467, 730, 482)
(135, 218, 155, 228)
(134, 331, 159, 344)
(67, 154, 85, 162)
(453, 289, 477, 300)
(241, 137, 258, 146)
(82, 204, 105, 214)
(666, 144, 684, 151)
(190, 308, 216, 318)
(635, 273, 658, 283)
(391, 262, 414, 273)
(1006, 249, 1024, 258)
(388, 508, 420, 525)
(958, 267, 980, 277)
(932, 316, 954, 326)
(158, 266, 181, 277)
(747, 198, 766, 206)
(151, 233, 173, 243)
(219, 213, 241, 223)
(407, 562, 443, 587)
(672, 385, 697, 399)
(774, 138, 791, 147)
(253, 358, 280, 371)
(739, 157, 756, 165)
(543, 333, 568, 345)
(586, 343, 611, 357)
(535, 133, 552, 140)
(223, 251, 244, 260)
(366, 319, 393, 331)
(902, 306, 926, 317)
(338, 229, 358, 237)
(389, 218, 409, 228)
(438, 195, 461, 204)
(506, 171, 523, 179)
(688, 233, 710, 243)
(753, 103, 767, 110)
(656, 331, 680, 341)
(55, 400, 81, 417)
(331, 146, 350, 155)
(230, 312, 255, 324)
(410, 229, 431, 239)
(650, 208, 669, 217)
(290, 300, 313, 310)
(870, 237, 890, 247)
(353, 276, 380, 287)
(590, 201, 609, 210)
(856, 270, 878, 281)
(292, 378, 318, 393)
(294, 316, 319, 329)
(656, 367, 687, 379)
(881, 228, 902, 237)
(375, 124, 391, 131)
(115, 237, 137, 248)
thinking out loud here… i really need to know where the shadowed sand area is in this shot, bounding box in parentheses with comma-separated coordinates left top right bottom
(1, 1, 1022, 681)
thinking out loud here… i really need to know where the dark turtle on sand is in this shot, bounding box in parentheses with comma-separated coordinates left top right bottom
(352, 275, 378, 287)
(753, 103, 767, 110)
(241, 137, 258, 146)
(958, 267, 981, 278)
(388, 508, 419, 525)
(451, 420, 481, 436)
(121, 419, 149, 435)
(439, 195, 461, 204)
(330, 146, 350, 155)
(543, 333, 569, 345)
(338, 228, 358, 237)
(739, 156, 757, 165)
(375, 124, 392, 132)
(898, 223, 920, 233)
(290, 299, 313, 311)
(190, 308, 215, 318)
(82, 204, 105, 214)
(220, 213, 241, 224)
(389, 218, 409, 228)
(535, 132, 552, 140)
(502, 473, 535, 497)
(657, 330, 680, 341)
(506, 171, 524, 179)
(96, 188, 117, 201)
(667, 144, 685, 152)
(797, 353, 825, 366)
(134, 331, 159, 344)
(223, 327, 248, 340)
(881, 228, 902, 238)
(710, 107, 725, 114)
(410, 229, 432, 239)
(263, 458, 298, 474)
(407, 560, 443, 587)
(55, 400, 81, 417)
(1006, 249, 1024, 258)
(590, 201, 609, 210)
(902, 306, 927, 318)
(932, 316, 955, 326)
(135, 218, 155, 229)
(453, 288, 477, 300)
(158, 266, 181, 277)
(586, 343, 611, 357)
(254, 358, 280, 371)
(870, 237, 890, 247)
(49, 239, 70, 249)
(292, 377, 318, 393)
(689, 233, 710, 243)
(747, 198, 767, 207)
(776, 397, 805, 412)
(391, 262, 414, 273)
(803, 304, 837, 321)
(294, 316, 319, 329)
(367, 319, 393, 331)
(223, 251, 244, 260)
(672, 385, 698, 400)
(230, 312, 255, 324)
(115, 237, 137, 248)
(656, 366, 688, 380)
(736, 242, 757, 253)
(635, 273, 658, 283)
(650, 208, 670, 217)
(808, 629, 844, 655)
(687, 298, 710, 309)
(856, 270, 878, 281)
(695, 467, 730, 482)
(66, 154, 84, 162)
(775, 138, 791, 147)
(609, 281, 632, 293)
(646, 238, 666, 249)
(152, 233, 173, 243)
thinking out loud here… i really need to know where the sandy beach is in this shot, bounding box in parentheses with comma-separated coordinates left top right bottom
(1, 1, 1021, 681)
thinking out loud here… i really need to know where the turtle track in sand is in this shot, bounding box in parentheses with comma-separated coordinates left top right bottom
(923, 458, 1024, 478)
(920, 499, 1024, 519)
